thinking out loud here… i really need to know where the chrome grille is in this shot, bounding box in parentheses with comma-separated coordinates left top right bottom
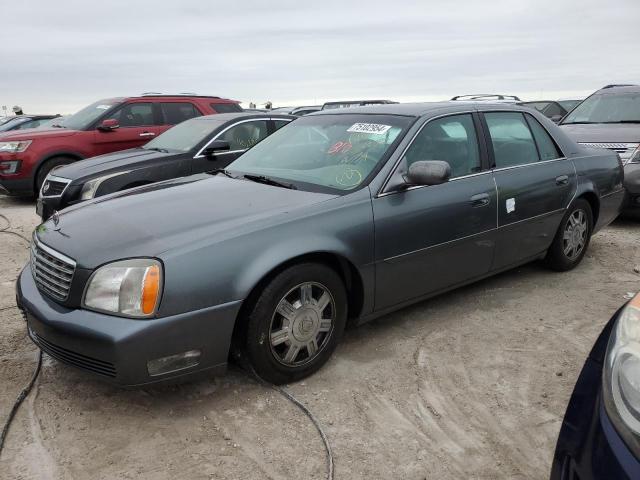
(40, 174, 70, 198)
(30, 236, 75, 301)
(579, 142, 639, 161)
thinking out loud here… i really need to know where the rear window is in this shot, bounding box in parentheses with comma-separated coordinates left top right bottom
(212, 103, 242, 113)
(161, 102, 202, 125)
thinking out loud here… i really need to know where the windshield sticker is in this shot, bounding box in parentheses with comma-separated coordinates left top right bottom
(335, 168, 363, 187)
(347, 123, 392, 135)
(96, 105, 112, 110)
(328, 141, 353, 155)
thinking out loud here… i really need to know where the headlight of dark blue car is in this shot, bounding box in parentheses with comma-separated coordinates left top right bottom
(604, 291, 640, 453)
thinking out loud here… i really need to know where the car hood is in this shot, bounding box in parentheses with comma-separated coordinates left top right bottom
(0, 127, 79, 140)
(35, 174, 338, 268)
(53, 148, 178, 181)
(559, 123, 640, 143)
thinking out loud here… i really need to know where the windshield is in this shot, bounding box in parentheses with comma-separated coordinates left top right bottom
(562, 93, 640, 124)
(143, 117, 226, 153)
(558, 100, 580, 112)
(227, 114, 412, 193)
(0, 117, 24, 131)
(58, 99, 122, 130)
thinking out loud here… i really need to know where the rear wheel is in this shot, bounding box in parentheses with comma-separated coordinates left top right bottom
(242, 263, 347, 384)
(545, 199, 593, 271)
(35, 157, 73, 195)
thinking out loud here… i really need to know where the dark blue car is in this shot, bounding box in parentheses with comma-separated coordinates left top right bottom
(551, 292, 640, 479)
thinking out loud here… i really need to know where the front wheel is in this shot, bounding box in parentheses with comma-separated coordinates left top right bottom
(545, 199, 593, 271)
(242, 263, 347, 384)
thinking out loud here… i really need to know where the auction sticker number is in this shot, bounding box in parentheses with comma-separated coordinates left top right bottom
(347, 123, 392, 135)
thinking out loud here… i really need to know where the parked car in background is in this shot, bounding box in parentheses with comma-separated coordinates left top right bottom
(321, 99, 397, 110)
(0, 114, 61, 132)
(551, 291, 640, 479)
(0, 94, 241, 196)
(290, 106, 322, 116)
(37, 113, 294, 220)
(36, 116, 68, 129)
(520, 100, 582, 123)
(559, 84, 640, 214)
(17, 102, 624, 387)
(451, 94, 521, 103)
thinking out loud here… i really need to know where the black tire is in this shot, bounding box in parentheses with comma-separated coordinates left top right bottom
(545, 199, 593, 271)
(35, 157, 74, 194)
(242, 263, 347, 384)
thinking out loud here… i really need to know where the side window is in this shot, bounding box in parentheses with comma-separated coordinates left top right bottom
(110, 102, 154, 127)
(211, 103, 242, 113)
(525, 114, 563, 161)
(161, 102, 202, 125)
(220, 120, 269, 151)
(274, 120, 291, 130)
(403, 114, 481, 178)
(15, 120, 40, 130)
(484, 112, 539, 168)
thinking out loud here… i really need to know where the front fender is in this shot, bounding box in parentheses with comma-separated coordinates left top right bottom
(157, 188, 375, 317)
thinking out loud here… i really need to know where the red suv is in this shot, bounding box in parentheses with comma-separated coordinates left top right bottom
(0, 94, 241, 196)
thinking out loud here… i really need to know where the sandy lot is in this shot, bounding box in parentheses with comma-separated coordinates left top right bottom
(0, 193, 638, 480)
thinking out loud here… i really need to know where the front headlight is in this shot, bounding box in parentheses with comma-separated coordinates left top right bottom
(604, 292, 640, 447)
(83, 259, 163, 318)
(0, 140, 32, 153)
(80, 170, 131, 200)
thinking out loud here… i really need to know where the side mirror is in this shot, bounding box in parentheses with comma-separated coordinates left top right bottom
(550, 115, 563, 123)
(404, 160, 451, 186)
(202, 140, 231, 158)
(98, 118, 119, 131)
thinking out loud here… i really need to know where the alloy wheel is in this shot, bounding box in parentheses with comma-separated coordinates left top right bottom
(269, 282, 335, 367)
(563, 209, 588, 260)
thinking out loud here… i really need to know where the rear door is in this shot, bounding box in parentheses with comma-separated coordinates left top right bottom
(92, 101, 162, 155)
(159, 101, 203, 135)
(373, 112, 497, 310)
(483, 111, 576, 270)
(191, 119, 271, 173)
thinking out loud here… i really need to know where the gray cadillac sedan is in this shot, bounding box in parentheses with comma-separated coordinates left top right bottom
(17, 103, 625, 386)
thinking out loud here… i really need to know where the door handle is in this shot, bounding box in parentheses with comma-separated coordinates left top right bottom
(555, 175, 569, 186)
(470, 193, 491, 207)
(139, 132, 155, 137)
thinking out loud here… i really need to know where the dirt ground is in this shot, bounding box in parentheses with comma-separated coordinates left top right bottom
(0, 193, 638, 480)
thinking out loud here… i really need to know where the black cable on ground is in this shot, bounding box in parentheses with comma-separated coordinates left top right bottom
(0, 349, 42, 458)
(0, 212, 43, 458)
(249, 368, 334, 480)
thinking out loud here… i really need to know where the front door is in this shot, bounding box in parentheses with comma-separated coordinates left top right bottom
(92, 102, 163, 155)
(482, 111, 577, 270)
(191, 119, 271, 173)
(373, 113, 497, 310)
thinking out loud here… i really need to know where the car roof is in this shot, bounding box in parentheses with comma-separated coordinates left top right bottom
(120, 94, 240, 103)
(311, 101, 532, 117)
(191, 112, 296, 122)
(594, 85, 640, 94)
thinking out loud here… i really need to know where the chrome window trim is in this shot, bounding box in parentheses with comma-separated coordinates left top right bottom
(377, 110, 479, 197)
(33, 234, 77, 267)
(39, 174, 72, 198)
(491, 156, 569, 173)
(377, 170, 493, 198)
(193, 117, 292, 159)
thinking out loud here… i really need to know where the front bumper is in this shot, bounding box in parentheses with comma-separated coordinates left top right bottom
(16, 267, 241, 387)
(623, 163, 640, 212)
(551, 316, 640, 479)
(0, 175, 34, 196)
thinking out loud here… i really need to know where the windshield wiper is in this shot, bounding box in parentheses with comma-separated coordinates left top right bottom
(209, 168, 238, 179)
(242, 174, 297, 190)
(601, 120, 640, 124)
(145, 147, 170, 153)
(561, 121, 598, 125)
(51, 124, 66, 128)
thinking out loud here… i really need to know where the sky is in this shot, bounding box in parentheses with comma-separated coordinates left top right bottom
(1, 0, 639, 115)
